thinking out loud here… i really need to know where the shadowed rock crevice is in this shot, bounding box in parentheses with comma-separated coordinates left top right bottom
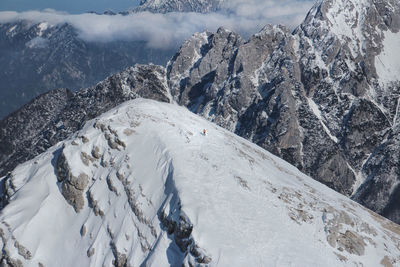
(158, 164, 212, 267)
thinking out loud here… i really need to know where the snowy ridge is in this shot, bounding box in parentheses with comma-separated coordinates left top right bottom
(1, 99, 400, 266)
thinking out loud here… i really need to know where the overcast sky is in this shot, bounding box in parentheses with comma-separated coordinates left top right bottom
(0, 0, 140, 14)
(0, 0, 316, 49)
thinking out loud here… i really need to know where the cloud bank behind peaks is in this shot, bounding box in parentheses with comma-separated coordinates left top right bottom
(0, 0, 315, 49)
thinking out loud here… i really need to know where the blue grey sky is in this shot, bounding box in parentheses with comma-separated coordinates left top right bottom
(0, 0, 140, 14)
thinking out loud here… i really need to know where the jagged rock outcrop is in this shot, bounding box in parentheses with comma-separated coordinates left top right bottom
(56, 150, 90, 212)
(291, 0, 400, 222)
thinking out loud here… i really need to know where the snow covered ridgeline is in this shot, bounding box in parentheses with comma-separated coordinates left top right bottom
(0, 99, 399, 266)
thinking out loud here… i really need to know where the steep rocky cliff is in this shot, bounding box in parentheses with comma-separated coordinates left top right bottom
(166, 0, 400, 222)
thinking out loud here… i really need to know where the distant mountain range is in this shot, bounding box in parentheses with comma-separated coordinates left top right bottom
(0, 16, 174, 119)
(0, 0, 232, 120)
(132, 0, 224, 13)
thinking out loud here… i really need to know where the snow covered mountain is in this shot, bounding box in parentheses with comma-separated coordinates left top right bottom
(0, 20, 174, 119)
(2, 0, 400, 228)
(1, 98, 399, 266)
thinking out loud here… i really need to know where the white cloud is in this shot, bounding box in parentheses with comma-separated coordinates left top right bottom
(0, 0, 315, 49)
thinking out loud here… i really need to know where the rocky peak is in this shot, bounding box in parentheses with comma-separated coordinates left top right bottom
(164, 0, 400, 223)
(296, 0, 400, 94)
(291, 0, 400, 200)
(167, 26, 245, 121)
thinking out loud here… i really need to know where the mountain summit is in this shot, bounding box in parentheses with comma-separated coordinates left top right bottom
(1, 99, 399, 266)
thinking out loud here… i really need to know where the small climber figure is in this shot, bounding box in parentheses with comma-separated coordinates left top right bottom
(202, 129, 207, 136)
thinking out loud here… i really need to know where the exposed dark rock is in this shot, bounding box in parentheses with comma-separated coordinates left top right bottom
(56, 150, 89, 212)
(91, 146, 101, 160)
(14, 241, 32, 260)
(80, 225, 87, 237)
(160, 200, 212, 266)
(87, 248, 95, 258)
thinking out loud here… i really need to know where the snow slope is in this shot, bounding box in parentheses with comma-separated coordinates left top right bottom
(0, 99, 399, 266)
(375, 30, 400, 85)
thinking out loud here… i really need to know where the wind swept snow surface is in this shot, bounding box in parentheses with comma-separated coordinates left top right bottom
(0, 99, 399, 266)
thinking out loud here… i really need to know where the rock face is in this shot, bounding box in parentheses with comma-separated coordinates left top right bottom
(56, 150, 90, 212)
(1, 0, 400, 225)
(0, 20, 174, 119)
(166, 0, 400, 223)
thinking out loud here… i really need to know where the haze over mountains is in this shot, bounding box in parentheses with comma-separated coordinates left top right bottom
(1, 0, 400, 265)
